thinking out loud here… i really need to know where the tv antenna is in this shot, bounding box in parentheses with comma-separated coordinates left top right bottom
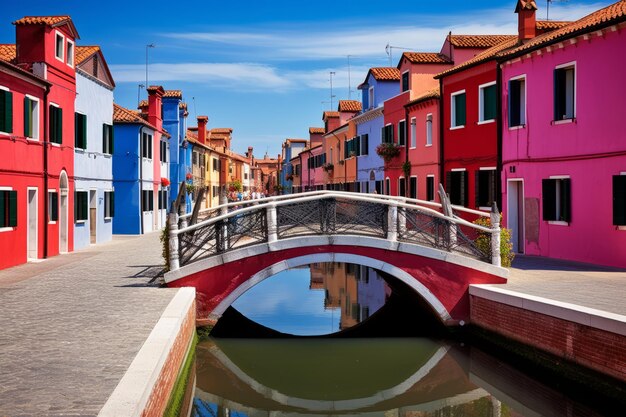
(192, 97, 197, 120)
(347, 55, 355, 99)
(546, 0, 569, 20)
(385, 43, 412, 66)
(329, 71, 336, 110)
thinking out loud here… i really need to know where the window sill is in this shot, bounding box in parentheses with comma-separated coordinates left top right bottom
(449, 125, 465, 130)
(48, 221, 57, 225)
(548, 220, 569, 226)
(552, 118, 576, 125)
(104, 217, 113, 221)
(50, 142, 61, 147)
(477, 119, 495, 125)
(617, 226, 626, 231)
(75, 220, 87, 224)
(479, 206, 491, 211)
(425, 144, 433, 147)
(0, 227, 15, 233)
(75, 148, 86, 153)
(509, 125, 526, 130)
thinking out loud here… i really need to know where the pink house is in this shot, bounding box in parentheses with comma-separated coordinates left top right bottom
(500, 1, 626, 267)
(300, 127, 326, 191)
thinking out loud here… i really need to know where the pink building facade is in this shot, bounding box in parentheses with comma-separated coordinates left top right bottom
(500, 2, 626, 267)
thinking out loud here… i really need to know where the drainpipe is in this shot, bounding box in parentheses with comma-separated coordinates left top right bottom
(438, 77, 445, 196)
(138, 126, 145, 235)
(405, 104, 410, 197)
(496, 63, 503, 212)
(43, 84, 50, 259)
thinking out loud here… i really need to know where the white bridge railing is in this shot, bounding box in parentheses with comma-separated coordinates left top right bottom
(167, 189, 501, 271)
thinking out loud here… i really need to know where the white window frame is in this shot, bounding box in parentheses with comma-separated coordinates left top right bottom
(66, 39, 74, 67)
(54, 31, 65, 62)
(548, 175, 571, 226)
(450, 89, 466, 130)
(410, 117, 417, 149)
(426, 113, 433, 146)
(554, 61, 577, 123)
(48, 189, 57, 224)
(0, 86, 11, 136)
(478, 81, 497, 125)
(508, 74, 527, 130)
(0, 186, 14, 232)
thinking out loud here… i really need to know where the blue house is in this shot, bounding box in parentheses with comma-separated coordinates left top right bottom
(280, 139, 308, 194)
(355, 68, 400, 193)
(161, 90, 189, 211)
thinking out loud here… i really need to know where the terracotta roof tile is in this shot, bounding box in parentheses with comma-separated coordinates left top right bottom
(0, 44, 16, 62)
(535, 20, 572, 31)
(13, 16, 71, 25)
(138, 100, 148, 109)
(338, 100, 362, 112)
(179, 102, 188, 110)
(369, 67, 401, 81)
(448, 34, 517, 48)
(309, 127, 325, 134)
(113, 103, 170, 137)
(502, 1, 626, 58)
(163, 90, 182, 98)
(436, 37, 518, 78)
(402, 52, 452, 64)
(75, 46, 100, 65)
(211, 128, 232, 134)
(405, 88, 440, 107)
(323, 111, 340, 120)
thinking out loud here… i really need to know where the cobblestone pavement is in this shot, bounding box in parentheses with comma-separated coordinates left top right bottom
(0, 233, 178, 417)
(500, 255, 626, 316)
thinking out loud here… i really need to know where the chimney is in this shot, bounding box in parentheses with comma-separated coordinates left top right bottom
(247, 146, 253, 158)
(516, 0, 537, 42)
(197, 116, 208, 144)
(147, 86, 165, 130)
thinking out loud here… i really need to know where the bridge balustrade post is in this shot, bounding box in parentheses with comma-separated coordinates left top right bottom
(180, 199, 188, 229)
(220, 195, 228, 246)
(168, 212, 180, 271)
(397, 199, 407, 238)
(490, 202, 501, 267)
(267, 204, 278, 243)
(387, 203, 398, 242)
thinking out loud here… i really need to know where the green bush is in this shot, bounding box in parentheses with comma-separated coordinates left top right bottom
(473, 214, 515, 267)
(160, 221, 170, 272)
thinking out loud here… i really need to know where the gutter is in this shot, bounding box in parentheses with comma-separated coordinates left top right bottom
(438, 77, 445, 198)
(138, 126, 145, 235)
(496, 63, 503, 211)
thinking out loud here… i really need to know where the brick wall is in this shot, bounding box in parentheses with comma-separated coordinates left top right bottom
(141, 299, 196, 417)
(470, 295, 626, 382)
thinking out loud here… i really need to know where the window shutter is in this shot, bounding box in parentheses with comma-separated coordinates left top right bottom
(489, 170, 496, 207)
(613, 175, 626, 226)
(82, 193, 88, 221)
(484, 85, 496, 120)
(109, 125, 114, 154)
(8, 190, 17, 227)
(24, 97, 32, 137)
(560, 178, 571, 222)
(389, 125, 394, 143)
(509, 80, 520, 127)
(381, 126, 386, 143)
(56, 107, 63, 144)
(0, 90, 13, 133)
(475, 170, 481, 208)
(362, 134, 368, 155)
(455, 94, 466, 126)
(51, 192, 58, 222)
(150, 191, 154, 211)
(460, 171, 467, 206)
(554, 69, 567, 121)
(0, 191, 5, 227)
(102, 124, 107, 153)
(542, 179, 556, 221)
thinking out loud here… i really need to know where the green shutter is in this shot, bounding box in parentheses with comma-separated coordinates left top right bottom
(102, 124, 107, 153)
(560, 178, 571, 222)
(75, 113, 80, 148)
(82, 193, 88, 221)
(8, 191, 17, 227)
(613, 175, 626, 226)
(455, 93, 466, 126)
(0, 191, 5, 227)
(82, 114, 87, 149)
(57, 107, 63, 144)
(51, 192, 58, 222)
(0, 90, 13, 133)
(24, 97, 32, 138)
(484, 84, 496, 121)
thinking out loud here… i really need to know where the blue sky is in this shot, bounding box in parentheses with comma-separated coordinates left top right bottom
(1, 0, 611, 157)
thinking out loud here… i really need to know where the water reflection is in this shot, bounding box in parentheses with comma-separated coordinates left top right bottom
(192, 338, 604, 417)
(232, 263, 391, 335)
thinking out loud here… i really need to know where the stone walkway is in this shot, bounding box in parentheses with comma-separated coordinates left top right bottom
(0, 233, 178, 417)
(503, 255, 626, 316)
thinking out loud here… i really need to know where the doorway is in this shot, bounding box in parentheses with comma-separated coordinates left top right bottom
(89, 190, 97, 244)
(59, 171, 68, 253)
(507, 180, 524, 254)
(27, 188, 38, 259)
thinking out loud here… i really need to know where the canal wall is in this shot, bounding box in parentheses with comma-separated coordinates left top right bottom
(99, 287, 196, 417)
(469, 285, 626, 383)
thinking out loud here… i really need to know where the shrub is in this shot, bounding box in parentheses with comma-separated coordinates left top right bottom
(322, 163, 334, 172)
(160, 220, 170, 272)
(402, 160, 411, 179)
(473, 214, 515, 267)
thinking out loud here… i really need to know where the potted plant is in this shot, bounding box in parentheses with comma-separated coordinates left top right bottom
(322, 163, 334, 172)
(161, 177, 171, 187)
(376, 143, 401, 162)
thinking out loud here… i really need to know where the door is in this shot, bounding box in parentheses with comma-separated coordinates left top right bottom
(59, 171, 68, 253)
(27, 189, 37, 259)
(507, 180, 524, 254)
(89, 190, 97, 244)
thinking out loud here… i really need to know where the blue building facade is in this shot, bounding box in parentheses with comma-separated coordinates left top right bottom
(161, 91, 189, 212)
(280, 139, 307, 194)
(355, 68, 400, 192)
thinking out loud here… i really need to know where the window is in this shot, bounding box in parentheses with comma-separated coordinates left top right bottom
(49, 104, 63, 144)
(398, 120, 406, 146)
(104, 191, 114, 219)
(410, 118, 416, 148)
(103, 124, 114, 154)
(554, 64, 575, 121)
(0, 87, 13, 134)
(613, 175, 626, 226)
(212, 158, 219, 172)
(509, 77, 526, 127)
(426, 114, 433, 146)
(66, 40, 74, 67)
(385, 178, 390, 196)
(368, 87, 374, 109)
(74, 112, 87, 149)
(24, 96, 39, 139)
(451, 91, 466, 128)
(475, 169, 496, 208)
(375, 180, 383, 195)
(426, 176, 435, 201)
(142, 190, 154, 212)
(381, 124, 394, 144)
(55, 32, 64, 61)
(212, 186, 219, 198)
(446, 170, 467, 206)
(0, 189, 17, 228)
(479, 82, 497, 123)
(399, 177, 406, 197)
(160, 141, 167, 163)
(158, 190, 167, 210)
(361, 134, 368, 155)
(48, 191, 58, 222)
(401, 71, 409, 92)
(542, 178, 571, 222)
(142, 133, 153, 158)
(410, 177, 417, 199)
(75, 191, 88, 222)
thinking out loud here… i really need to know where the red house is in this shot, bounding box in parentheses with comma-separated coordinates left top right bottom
(0, 16, 78, 269)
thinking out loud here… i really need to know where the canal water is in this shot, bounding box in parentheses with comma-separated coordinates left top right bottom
(191, 263, 619, 417)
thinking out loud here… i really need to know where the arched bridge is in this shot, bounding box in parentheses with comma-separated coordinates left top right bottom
(164, 190, 508, 326)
